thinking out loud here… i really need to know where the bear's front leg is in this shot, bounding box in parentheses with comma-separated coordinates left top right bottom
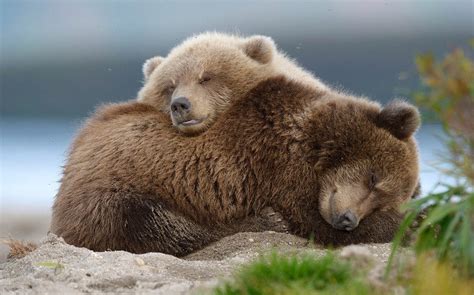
(234, 207, 289, 233)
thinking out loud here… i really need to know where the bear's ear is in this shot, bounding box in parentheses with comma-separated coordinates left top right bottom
(142, 56, 164, 81)
(242, 35, 276, 64)
(376, 100, 421, 140)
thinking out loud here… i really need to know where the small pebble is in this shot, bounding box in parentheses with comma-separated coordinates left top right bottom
(135, 257, 145, 266)
(248, 238, 254, 242)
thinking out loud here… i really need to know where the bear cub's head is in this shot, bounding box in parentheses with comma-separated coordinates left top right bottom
(314, 99, 421, 231)
(138, 33, 280, 135)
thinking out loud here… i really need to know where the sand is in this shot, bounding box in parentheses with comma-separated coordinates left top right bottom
(0, 230, 394, 295)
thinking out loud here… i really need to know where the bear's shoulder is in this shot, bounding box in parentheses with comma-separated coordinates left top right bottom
(93, 101, 160, 122)
(240, 75, 327, 112)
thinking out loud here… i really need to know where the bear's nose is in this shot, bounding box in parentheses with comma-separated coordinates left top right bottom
(171, 97, 191, 115)
(333, 210, 358, 231)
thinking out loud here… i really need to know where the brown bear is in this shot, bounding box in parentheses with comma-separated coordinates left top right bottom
(137, 32, 328, 135)
(50, 76, 420, 256)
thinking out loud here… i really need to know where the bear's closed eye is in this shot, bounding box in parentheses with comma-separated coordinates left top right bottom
(199, 75, 211, 84)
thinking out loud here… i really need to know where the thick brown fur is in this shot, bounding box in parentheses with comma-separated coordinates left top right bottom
(51, 76, 420, 256)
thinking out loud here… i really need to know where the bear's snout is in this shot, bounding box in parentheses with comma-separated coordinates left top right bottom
(332, 210, 358, 231)
(171, 96, 191, 118)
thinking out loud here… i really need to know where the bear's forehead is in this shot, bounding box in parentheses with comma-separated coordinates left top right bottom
(322, 140, 413, 178)
(171, 39, 241, 58)
(159, 48, 246, 79)
(172, 34, 243, 52)
(320, 125, 410, 162)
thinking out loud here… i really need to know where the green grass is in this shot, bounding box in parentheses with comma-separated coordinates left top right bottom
(213, 252, 372, 295)
(387, 183, 474, 277)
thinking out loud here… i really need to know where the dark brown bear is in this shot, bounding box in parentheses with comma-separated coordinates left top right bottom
(50, 76, 420, 256)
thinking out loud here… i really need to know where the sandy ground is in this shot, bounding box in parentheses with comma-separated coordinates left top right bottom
(0, 228, 394, 294)
(0, 212, 395, 294)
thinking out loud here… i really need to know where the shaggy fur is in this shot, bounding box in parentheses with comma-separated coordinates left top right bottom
(51, 76, 420, 256)
(138, 32, 327, 135)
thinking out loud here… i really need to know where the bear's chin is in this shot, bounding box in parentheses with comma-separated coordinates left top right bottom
(174, 120, 210, 136)
(311, 208, 403, 246)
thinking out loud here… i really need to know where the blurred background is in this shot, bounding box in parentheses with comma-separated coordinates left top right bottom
(0, 0, 472, 249)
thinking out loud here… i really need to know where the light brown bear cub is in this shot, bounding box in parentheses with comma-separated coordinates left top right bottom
(138, 32, 327, 135)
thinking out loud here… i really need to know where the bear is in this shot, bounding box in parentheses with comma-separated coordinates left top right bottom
(137, 32, 328, 135)
(50, 76, 420, 256)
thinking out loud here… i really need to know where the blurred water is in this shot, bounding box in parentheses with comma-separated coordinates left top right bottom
(0, 120, 445, 213)
(0, 119, 81, 212)
(2, 0, 472, 119)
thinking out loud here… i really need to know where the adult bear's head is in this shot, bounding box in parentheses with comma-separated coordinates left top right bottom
(312, 98, 421, 231)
